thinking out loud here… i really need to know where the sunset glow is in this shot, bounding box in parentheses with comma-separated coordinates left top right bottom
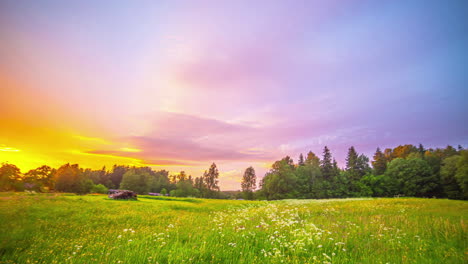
(1, 0, 467, 190)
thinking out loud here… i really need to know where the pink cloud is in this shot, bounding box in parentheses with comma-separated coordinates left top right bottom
(87, 112, 276, 163)
(150, 112, 253, 139)
(84, 110, 384, 167)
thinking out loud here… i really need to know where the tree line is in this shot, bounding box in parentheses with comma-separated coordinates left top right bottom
(0, 162, 224, 198)
(257, 144, 467, 200)
(0, 143, 466, 200)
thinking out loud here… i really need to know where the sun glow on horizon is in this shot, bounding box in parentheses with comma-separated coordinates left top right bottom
(119, 147, 142, 153)
(0, 146, 21, 152)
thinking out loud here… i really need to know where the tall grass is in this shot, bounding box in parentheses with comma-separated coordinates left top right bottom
(0, 193, 466, 263)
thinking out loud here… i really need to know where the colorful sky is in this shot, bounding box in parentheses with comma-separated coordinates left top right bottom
(1, 0, 467, 190)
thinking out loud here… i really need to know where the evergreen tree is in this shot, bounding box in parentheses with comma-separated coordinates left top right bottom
(321, 146, 334, 180)
(372, 147, 387, 175)
(345, 147, 371, 195)
(332, 159, 340, 176)
(345, 146, 359, 172)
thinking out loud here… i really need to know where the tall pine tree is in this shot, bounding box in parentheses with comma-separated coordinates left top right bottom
(372, 147, 387, 175)
(345, 146, 359, 172)
(321, 146, 334, 180)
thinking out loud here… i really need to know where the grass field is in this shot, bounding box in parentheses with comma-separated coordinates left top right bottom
(0, 193, 466, 264)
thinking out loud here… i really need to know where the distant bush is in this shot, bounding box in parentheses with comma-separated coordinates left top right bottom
(91, 184, 108, 194)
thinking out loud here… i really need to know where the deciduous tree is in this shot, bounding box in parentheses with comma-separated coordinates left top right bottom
(241, 166, 256, 199)
(0, 163, 21, 191)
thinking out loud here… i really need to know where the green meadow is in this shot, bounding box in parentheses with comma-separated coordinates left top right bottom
(0, 193, 466, 264)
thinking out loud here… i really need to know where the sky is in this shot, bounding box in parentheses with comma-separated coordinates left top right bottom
(1, 0, 467, 190)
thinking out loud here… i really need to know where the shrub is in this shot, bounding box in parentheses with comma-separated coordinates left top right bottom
(91, 184, 109, 194)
